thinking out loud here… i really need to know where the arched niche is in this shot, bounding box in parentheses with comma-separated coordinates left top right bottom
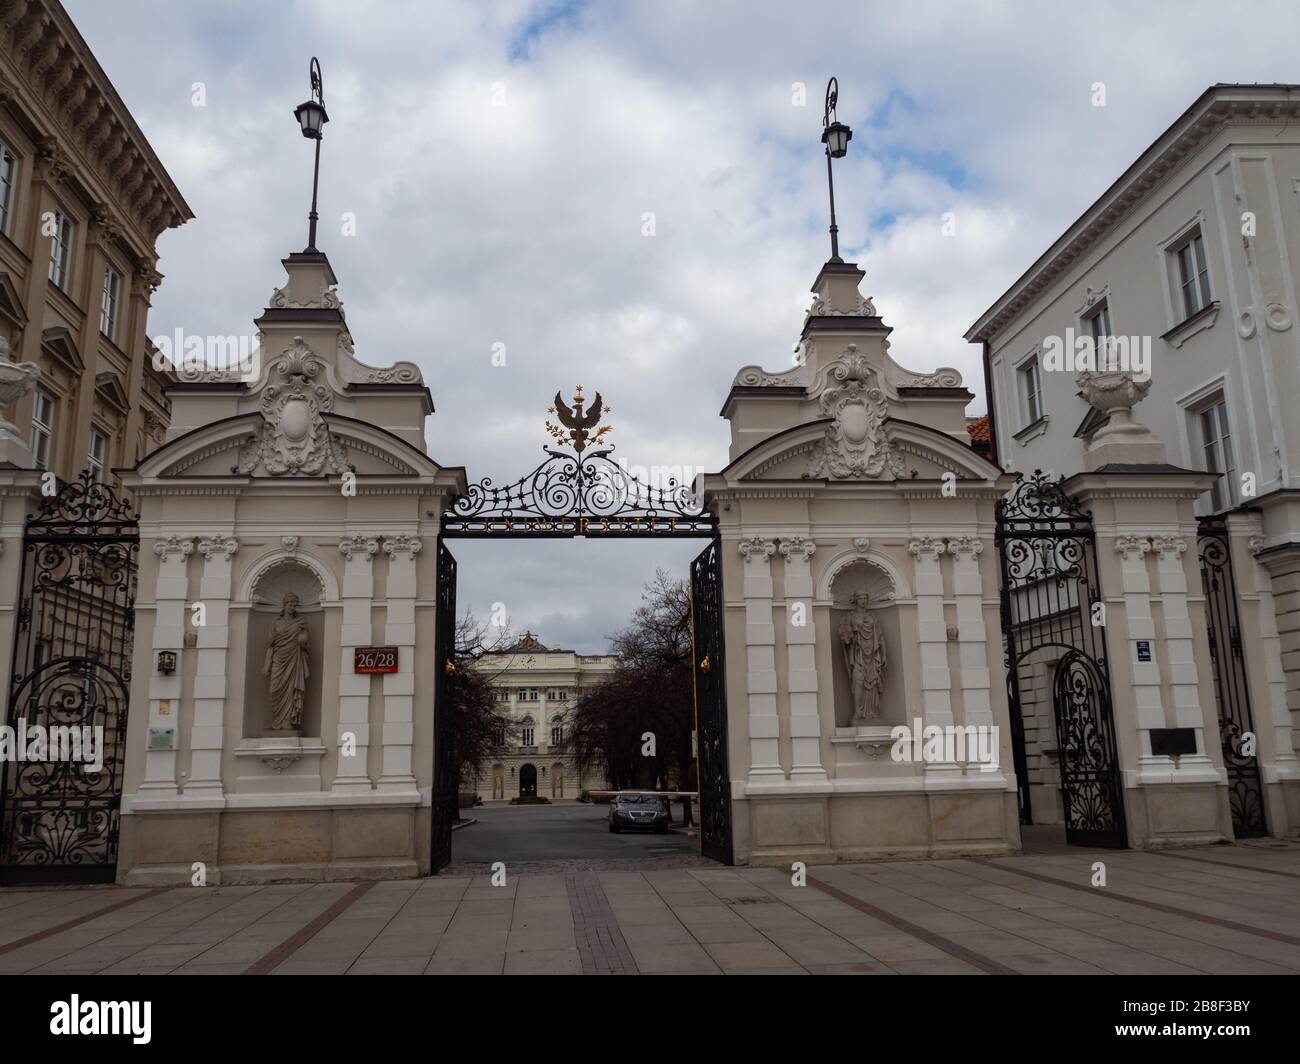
(242, 558, 327, 738)
(828, 559, 905, 729)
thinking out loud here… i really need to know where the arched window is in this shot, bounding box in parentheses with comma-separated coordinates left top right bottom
(521, 716, 534, 746)
(551, 720, 563, 745)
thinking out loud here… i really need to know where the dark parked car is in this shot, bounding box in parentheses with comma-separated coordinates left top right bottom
(608, 793, 669, 833)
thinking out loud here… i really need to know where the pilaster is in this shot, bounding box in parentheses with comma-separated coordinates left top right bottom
(333, 534, 378, 792)
(188, 535, 237, 796)
(780, 536, 827, 784)
(909, 536, 958, 781)
(379, 534, 421, 792)
(738, 536, 781, 784)
(139, 535, 192, 796)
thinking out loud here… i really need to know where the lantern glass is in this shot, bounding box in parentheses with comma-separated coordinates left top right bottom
(822, 121, 851, 159)
(294, 99, 328, 139)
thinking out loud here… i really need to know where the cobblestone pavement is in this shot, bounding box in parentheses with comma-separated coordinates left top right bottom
(1, 839, 1297, 975)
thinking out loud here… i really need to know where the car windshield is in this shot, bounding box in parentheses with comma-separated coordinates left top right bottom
(617, 795, 661, 806)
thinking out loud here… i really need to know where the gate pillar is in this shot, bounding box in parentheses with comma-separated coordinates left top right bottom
(1064, 381, 1230, 846)
(1229, 514, 1300, 836)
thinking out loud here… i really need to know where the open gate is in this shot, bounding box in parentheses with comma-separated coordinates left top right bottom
(997, 471, 1127, 848)
(690, 538, 732, 865)
(1196, 519, 1267, 838)
(0, 472, 139, 884)
(429, 385, 730, 869)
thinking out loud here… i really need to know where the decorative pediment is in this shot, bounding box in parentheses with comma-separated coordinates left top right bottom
(41, 326, 83, 374)
(94, 371, 131, 416)
(0, 271, 28, 330)
(134, 411, 441, 480)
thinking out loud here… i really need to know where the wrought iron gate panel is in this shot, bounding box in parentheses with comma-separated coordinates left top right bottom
(431, 540, 458, 873)
(1196, 519, 1267, 838)
(996, 470, 1127, 848)
(1052, 651, 1127, 848)
(0, 472, 139, 884)
(690, 538, 732, 865)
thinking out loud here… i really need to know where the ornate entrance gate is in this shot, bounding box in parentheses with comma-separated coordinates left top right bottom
(1196, 519, 1267, 838)
(0, 473, 140, 884)
(432, 386, 729, 869)
(996, 471, 1127, 848)
(689, 538, 732, 864)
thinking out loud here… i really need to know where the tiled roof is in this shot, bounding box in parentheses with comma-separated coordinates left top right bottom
(966, 415, 990, 444)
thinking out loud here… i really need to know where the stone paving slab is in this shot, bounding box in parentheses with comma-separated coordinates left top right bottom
(0, 841, 1296, 975)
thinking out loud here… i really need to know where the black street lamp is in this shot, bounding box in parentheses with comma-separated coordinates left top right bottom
(293, 57, 329, 253)
(820, 77, 853, 262)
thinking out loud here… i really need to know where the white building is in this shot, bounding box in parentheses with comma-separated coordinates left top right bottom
(472, 632, 616, 800)
(967, 83, 1300, 837)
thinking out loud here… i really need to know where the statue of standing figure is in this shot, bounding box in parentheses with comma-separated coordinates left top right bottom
(839, 589, 886, 722)
(264, 592, 310, 731)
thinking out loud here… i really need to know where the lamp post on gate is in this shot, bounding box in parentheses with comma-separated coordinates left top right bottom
(820, 77, 853, 263)
(293, 57, 329, 253)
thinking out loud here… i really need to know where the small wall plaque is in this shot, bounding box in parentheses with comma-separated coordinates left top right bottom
(147, 727, 175, 751)
(1136, 640, 1152, 662)
(354, 645, 398, 674)
(1150, 728, 1196, 757)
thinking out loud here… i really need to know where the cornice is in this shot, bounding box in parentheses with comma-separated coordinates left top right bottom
(966, 87, 1300, 344)
(0, 0, 192, 251)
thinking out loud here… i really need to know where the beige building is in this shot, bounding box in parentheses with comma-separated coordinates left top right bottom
(0, 0, 189, 479)
(968, 83, 1300, 842)
(471, 631, 614, 800)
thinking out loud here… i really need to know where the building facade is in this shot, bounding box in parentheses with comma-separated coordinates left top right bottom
(968, 83, 1300, 841)
(470, 631, 614, 800)
(0, 0, 190, 480)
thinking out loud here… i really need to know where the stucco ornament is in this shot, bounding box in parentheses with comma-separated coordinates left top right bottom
(840, 589, 886, 722)
(264, 592, 310, 731)
(0, 337, 41, 441)
(809, 346, 904, 479)
(236, 337, 349, 476)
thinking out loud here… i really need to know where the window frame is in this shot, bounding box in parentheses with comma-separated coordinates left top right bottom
(47, 208, 73, 290)
(1171, 229, 1213, 321)
(30, 387, 54, 470)
(87, 426, 107, 483)
(0, 139, 17, 237)
(100, 264, 120, 340)
(1017, 354, 1044, 426)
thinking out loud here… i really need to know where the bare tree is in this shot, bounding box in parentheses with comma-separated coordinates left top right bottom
(451, 613, 517, 788)
(568, 570, 696, 799)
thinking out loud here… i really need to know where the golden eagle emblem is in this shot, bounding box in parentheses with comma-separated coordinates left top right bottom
(546, 385, 612, 453)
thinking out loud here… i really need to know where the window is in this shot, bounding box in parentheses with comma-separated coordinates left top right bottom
(100, 266, 120, 339)
(47, 210, 73, 290)
(493, 726, 505, 746)
(1174, 232, 1212, 319)
(30, 388, 54, 470)
(1198, 396, 1237, 511)
(521, 717, 534, 746)
(1018, 356, 1043, 425)
(0, 141, 16, 235)
(547, 688, 568, 702)
(518, 687, 538, 702)
(87, 428, 106, 483)
(1087, 301, 1116, 369)
(551, 721, 563, 745)
(494, 688, 510, 702)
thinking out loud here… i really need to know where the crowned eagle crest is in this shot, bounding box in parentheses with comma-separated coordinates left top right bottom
(546, 385, 611, 453)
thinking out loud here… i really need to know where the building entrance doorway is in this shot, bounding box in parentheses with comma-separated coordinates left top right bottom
(519, 763, 538, 798)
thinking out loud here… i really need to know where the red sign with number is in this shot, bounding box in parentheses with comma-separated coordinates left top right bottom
(354, 646, 398, 673)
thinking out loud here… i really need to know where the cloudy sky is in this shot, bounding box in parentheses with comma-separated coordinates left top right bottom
(66, 0, 1300, 651)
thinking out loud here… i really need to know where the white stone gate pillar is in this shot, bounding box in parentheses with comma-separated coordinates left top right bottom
(334, 534, 378, 792)
(781, 536, 827, 783)
(189, 535, 238, 797)
(1114, 535, 1171, 780)
(739, 536, 781, 783)
(379, 534, 421, 792)
(139, 535, 192, 797)
(950, 535, 1000, 774)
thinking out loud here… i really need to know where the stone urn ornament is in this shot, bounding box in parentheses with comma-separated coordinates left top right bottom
(0, 336, 41, 457)
(1076, 367, 1166, 466)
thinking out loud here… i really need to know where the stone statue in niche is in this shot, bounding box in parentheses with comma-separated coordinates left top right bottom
(264, 592, 310, 731)
(839, 589, 886, 722)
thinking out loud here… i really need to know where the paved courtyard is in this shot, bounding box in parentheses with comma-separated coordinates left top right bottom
(0, 838, 1296, 975)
